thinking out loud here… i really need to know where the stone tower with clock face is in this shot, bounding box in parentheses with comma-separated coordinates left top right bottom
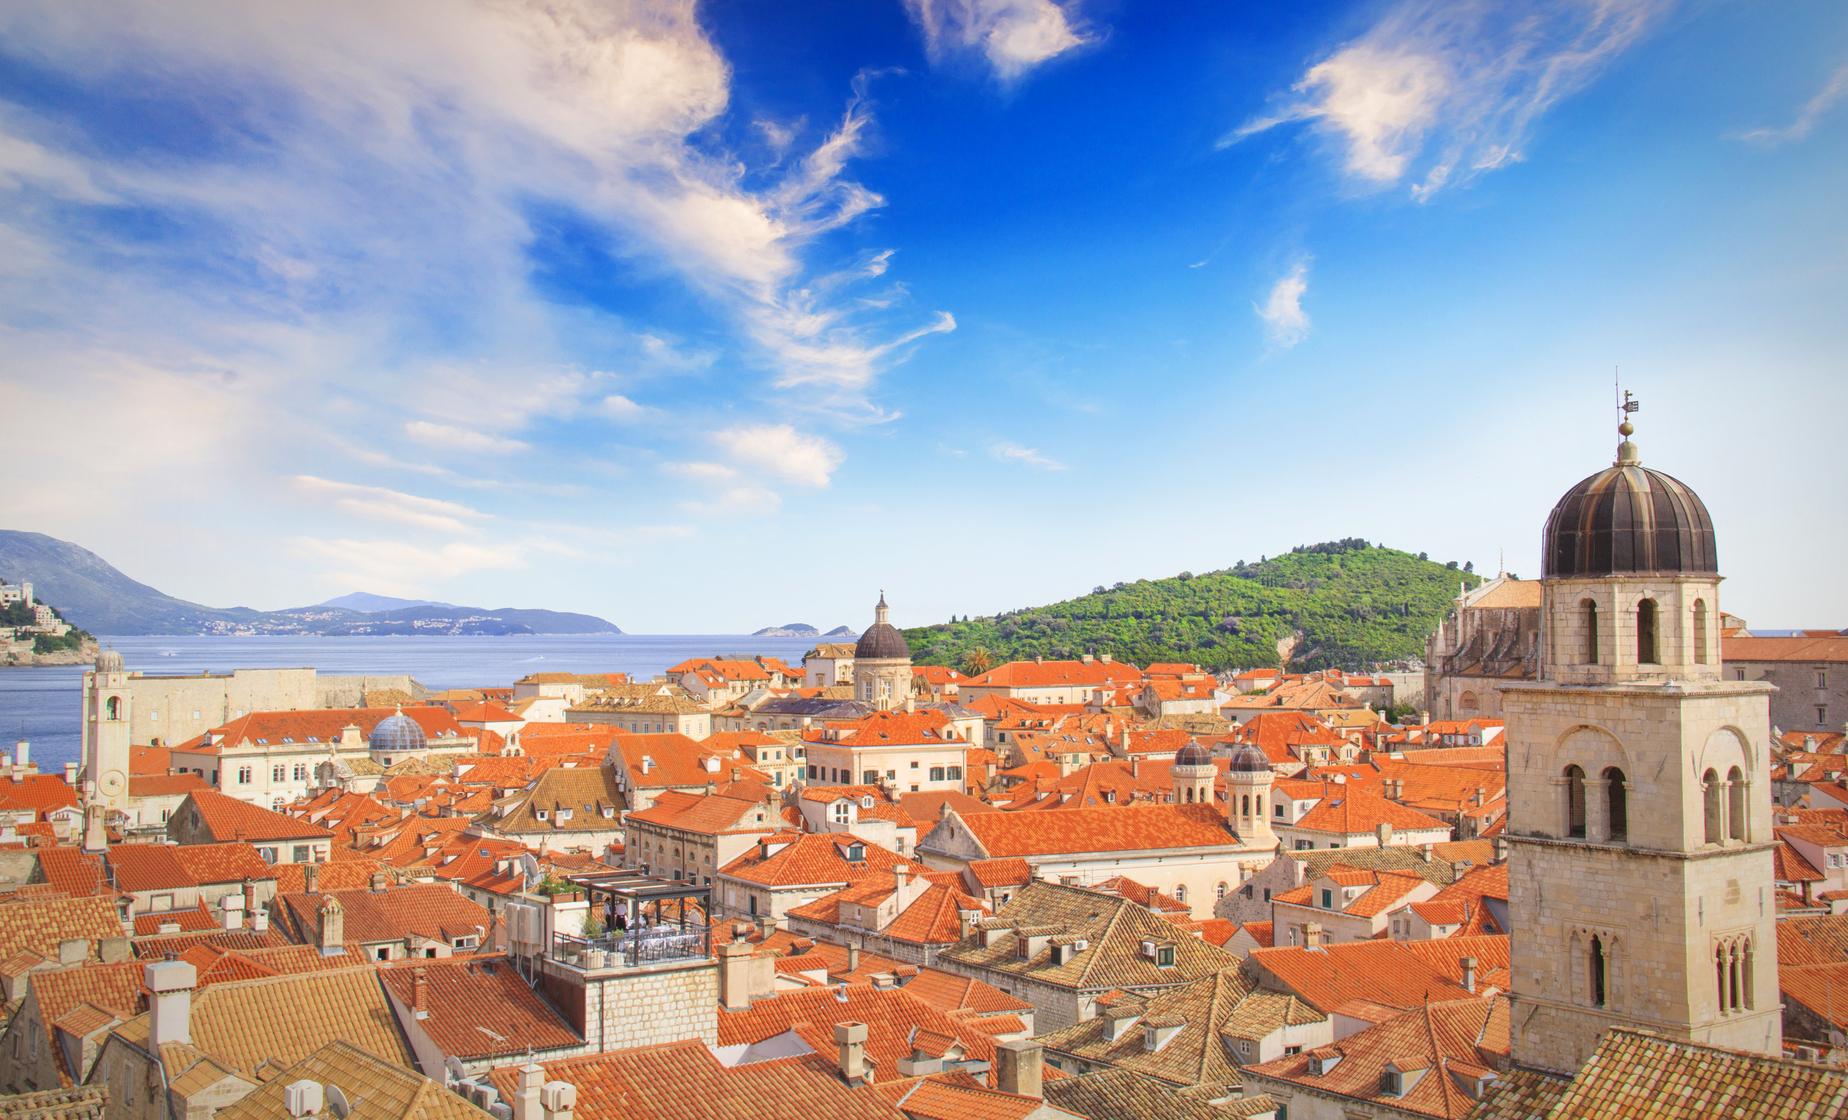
(83, 649, 133, 810)
(1504, 420, 1780, 1073)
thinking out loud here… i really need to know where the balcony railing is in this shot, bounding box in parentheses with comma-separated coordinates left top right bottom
(552, 922, 711, 969)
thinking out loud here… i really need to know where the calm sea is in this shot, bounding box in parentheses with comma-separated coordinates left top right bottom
(0, 634, 821, 771)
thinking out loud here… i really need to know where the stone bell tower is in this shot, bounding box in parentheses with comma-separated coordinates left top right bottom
(1504, 410, 1779, 1074)
(83, 649, 134, 811)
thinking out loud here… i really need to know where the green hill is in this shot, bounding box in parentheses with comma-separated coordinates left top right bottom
(904, 540, 1483, 673)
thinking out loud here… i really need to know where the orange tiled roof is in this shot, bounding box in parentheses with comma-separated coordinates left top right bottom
(963, 660, 1144, 689)
(35, 847, 111, 898)
(182, 790, 335, 843)
(935, 803, 1238, 858)
(486, 1041, 896, 1120)
(106, 844, 197, 893)
(170, 842, 273, 885)
(378, 955, 579, 1058)
(277, 882, 489, 946)
(721, 832, 906, 888)
(128, 774, 209, 798)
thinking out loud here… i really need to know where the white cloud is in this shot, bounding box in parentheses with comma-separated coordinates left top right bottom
(0, 120, 114, 202)
(714, 424, 844, 487)
(291, 536, 526, 597)
(663, 461, 739, 483)
(1225, 0, 1662, 198)
(1256, 261, 1311, 349)
(991, 442, 1065, 470)
(904, 0, 1095, 81)
(1734, 64, 1848, 146)
(597, 394, 654, 421)
(402, 420, 530, 454)
(292, 475, 488, 533)
(680, 484, 782, 518)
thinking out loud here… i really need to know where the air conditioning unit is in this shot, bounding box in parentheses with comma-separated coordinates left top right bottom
(540, 1082, 578, 1110)
(285, 1080, 324, 1118)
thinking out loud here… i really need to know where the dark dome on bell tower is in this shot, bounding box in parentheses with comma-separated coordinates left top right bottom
(1541, 423, 1717, 580)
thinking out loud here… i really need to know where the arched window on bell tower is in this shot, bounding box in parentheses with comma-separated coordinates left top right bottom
(1564, 765, 1586, 838)
(1692, 598, 1710, 665)
(1637, 599, 1660, 664)
(104, 696, 120, 721)
(1702, 769, 1723, 844)
(1589, 935, 1607, 1008)
(1727, 765, 1746, 842)
(1603, 767, 1627, 842)
(1583, 599, 1599, 664)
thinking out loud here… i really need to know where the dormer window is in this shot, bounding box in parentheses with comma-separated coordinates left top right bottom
(535, 810, 548, 821)
(845, 842, 865, 863)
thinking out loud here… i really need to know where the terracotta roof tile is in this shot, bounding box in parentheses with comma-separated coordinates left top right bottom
(179, 790, 334, 843)
(217, 1040, 489, 1120)
(930, 803, 1240, 859)
(378, 955, 578, 1059)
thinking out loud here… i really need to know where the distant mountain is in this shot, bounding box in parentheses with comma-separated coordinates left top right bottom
(904, 541, 1480, 673)
(821, 625, 857, 638)
(0, 530, 623, 636)
(313, 592, 449, 613)
(753, 623, 820, 637)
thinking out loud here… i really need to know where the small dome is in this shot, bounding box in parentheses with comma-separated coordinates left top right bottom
(95, 649, 124, 674)
(1542, 437, 1716, 579)
(855, 592, 911, 661)
(1173, 742, 1212, 768)
(1226, 743, 1271, 774)
(369, 710, 426, 753)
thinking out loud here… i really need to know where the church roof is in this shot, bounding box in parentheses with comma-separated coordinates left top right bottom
(1541, 437, 1717, 579)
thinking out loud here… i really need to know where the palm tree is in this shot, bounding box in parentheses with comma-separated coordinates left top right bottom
(961, 647, 995, 676)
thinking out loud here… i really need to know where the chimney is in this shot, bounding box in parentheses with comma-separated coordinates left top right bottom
(13, 738, 27, 771)
(995, 1039, 1044, 1099)
(318, 895, 345, 954)
(719, 941, 757, 1010)
(146, 960, 196, 1046)
(847, 943, 861, 973)
(411, 966, 430, 1019)
(835, 1022, 872, 1085)
(1420, 843, 1434, 863)
(64, 761, 78, 787)
(514, 1061, 544, 1120)
(81, 802, 107, 855)
(253, 907, 270, 933)
(1376, 821, 1393, 846)
(540, 1082, 577, 1120)
(371, 871, 388, 893)
(1303, 922, 1324, 950)
(305, 862, 320, 895)
(220, 892, 244, 931)
(893, 862, 909, 896)
(1461, 956, 1478, 993)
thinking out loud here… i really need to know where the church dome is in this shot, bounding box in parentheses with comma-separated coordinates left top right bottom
(1225, 743, 1272, 774)
(855, 592, 911, 661)
(94, 649, 124, 674)
(369, 709, 426, 753)
(1542, 434, 1716, 579)
(1173, 741, 1212, 769)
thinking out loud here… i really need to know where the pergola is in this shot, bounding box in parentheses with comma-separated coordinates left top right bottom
(559, 870, 711, 967)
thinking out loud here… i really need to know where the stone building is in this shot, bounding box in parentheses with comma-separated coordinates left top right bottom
(1424, 573, 1542, 722)
(1721, 629, 1848, 733)
(1503, 420, 1781, 1075)
(852, 592, 913, 710)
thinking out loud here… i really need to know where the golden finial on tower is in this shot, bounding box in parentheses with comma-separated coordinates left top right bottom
(1615, 385, 1640, 465)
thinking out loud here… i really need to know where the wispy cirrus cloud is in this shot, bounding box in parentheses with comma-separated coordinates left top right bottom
(290, 536, 527, 598)
(991, 442, 1065, 470)
(1256, 261, 1311, 349)
(1733, 63, 1848, 146)
(903, 0, 1096, 82)
(292, 475, 489, 533)
(714, 424, 845, 488)
(1225, 0, 1664, 199)
(402, 420, 530, 455)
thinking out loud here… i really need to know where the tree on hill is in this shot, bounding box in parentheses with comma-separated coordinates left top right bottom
(903, 543, 1479, 672)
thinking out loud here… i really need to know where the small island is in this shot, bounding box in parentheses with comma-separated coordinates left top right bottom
(751, 623, 856, 638)
(1, 577, 97, 666)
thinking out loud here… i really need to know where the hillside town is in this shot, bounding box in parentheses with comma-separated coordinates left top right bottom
(2, 431, 1847, 1120)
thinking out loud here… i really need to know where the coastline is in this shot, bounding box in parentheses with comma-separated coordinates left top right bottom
(1, 638, 98, 668)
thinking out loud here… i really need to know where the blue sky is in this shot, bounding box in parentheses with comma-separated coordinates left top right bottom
(0, 0, 1843, 633)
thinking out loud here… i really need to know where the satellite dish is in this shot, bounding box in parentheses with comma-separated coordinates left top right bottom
(519, 853, 541, 885)
(325, 1084, 351, 1119)
(444, 1057, 467, 1086)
